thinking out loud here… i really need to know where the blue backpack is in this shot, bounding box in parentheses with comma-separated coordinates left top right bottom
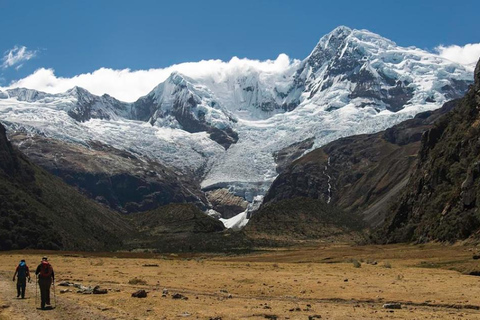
(17, 262, 27, 278)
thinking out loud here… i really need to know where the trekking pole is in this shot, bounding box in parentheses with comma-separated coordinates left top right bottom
(53, 281, 57, 309)
(35, 275, 38, 307)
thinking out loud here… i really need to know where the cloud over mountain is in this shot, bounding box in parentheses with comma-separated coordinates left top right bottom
(435, 43, 480, 71)
(2, 54, 296, 102)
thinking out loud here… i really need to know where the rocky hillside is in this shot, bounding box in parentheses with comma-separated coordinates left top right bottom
(0, 122, 135, 251)
(379, 59, 480, 243)
(256, 99, 456, 231)
(245, 198, 364, 241)
(126, 203, 257, 252)
(8, 133, 207, 213)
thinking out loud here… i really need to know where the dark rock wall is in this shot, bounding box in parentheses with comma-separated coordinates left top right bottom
(379, 59, 480, 243)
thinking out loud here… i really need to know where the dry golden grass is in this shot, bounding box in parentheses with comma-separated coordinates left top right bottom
(1, 242, 480, 319)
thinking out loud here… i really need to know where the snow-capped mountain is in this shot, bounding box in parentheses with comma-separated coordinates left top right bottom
(0, 26, 473, 222)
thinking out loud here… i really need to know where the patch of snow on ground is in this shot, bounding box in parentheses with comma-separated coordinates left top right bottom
(220, 210, 249, 231)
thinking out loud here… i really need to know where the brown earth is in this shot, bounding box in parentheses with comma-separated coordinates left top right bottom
(1, 243, 480, 319)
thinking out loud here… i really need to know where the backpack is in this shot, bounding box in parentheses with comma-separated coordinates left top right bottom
(17, 263, 27, 278)
(39, 261, 52, 278)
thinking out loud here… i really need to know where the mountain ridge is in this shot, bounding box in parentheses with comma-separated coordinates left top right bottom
(378, 58, 480, 243)
(0, 26, 474, 221)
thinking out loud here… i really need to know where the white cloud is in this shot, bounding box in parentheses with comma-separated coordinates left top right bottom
(1, 46, 37, 70)
(435, 43, 480, 71)
(2, 54, 297, 102)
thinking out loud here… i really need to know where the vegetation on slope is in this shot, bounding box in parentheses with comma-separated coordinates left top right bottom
(246, 197, 364, 240)
(0, 122, 134, 251)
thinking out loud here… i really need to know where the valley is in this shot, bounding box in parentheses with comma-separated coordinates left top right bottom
(1, 3, 479, 319)
(1, 243, 480, 319)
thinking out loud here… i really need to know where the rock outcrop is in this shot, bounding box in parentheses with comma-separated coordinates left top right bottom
(205, 189, 249, 218)
(273, 137, 315, 174)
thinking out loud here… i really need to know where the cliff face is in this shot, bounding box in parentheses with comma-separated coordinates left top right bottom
(379, 59, 480, 243)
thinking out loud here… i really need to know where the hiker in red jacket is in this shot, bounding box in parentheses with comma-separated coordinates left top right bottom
(35, 256, 55, 310)
(12, 259, 31, 299)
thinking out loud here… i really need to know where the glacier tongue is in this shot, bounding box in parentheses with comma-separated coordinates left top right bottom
(0, 26, 474, 219)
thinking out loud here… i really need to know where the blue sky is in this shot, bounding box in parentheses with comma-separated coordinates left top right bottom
(1, 0, 479, 99)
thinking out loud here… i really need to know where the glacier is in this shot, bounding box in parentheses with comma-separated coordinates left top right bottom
(0, 26, 474, 224)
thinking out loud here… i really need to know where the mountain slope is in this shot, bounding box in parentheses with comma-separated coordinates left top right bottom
(126, 203, 254, 253)
(245, 198, 364, 241)
(0, 26, 473, 216)
(0, 121, 135, 251)
(379, 59, 480, 243)
(8, 133, 208, 213)
(258, 99, 457, 229)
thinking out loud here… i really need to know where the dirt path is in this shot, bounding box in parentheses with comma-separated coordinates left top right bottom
(0, 271, 112, 320)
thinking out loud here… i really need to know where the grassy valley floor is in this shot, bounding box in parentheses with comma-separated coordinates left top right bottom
(1, 243, 480, 319)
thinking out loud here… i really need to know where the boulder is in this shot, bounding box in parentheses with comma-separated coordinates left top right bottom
(131, 290, 147, 298)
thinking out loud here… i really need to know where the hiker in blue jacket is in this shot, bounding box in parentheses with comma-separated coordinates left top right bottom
(12, 259, 31, 299)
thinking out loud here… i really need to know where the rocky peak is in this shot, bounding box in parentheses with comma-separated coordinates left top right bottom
(168, 71, 189, 87)
(131, 72, 238, 149)
(65, 86, 131, 122)
(306, 26, 353, 72)
(67, 86, 91, 97)
(305, 27, 396, 75)
(5, 88, 47, 102)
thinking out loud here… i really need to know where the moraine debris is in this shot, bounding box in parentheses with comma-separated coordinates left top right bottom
(93, 286, 108, 294)
(383, 303, 402, 309)
(132, 290, 148, 298)
(172, 293, 188, 300)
